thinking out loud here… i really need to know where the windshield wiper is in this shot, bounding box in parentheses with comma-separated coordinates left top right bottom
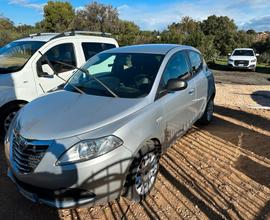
(53, 60, 118, 98)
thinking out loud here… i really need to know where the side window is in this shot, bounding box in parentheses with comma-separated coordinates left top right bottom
(37, 43, 76, 75)
(82, 43, 116, 60)
(188, 51, 203, 74)
(162, 51, 191, 86)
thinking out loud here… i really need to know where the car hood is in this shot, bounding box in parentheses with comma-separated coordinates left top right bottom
(230, 56, 255, 61)
(16, 90, 148, 140)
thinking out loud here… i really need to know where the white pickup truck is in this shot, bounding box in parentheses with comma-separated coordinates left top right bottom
(0, 31, 118, 138)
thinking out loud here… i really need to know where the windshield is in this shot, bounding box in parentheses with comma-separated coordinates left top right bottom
(65, 53, 164, 98)
(0, 41, 45, 74)
(232, 50, 254, 56)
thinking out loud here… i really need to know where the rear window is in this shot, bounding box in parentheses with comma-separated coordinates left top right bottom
(82, 43, 116, 61)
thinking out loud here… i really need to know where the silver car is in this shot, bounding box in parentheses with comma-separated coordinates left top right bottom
(5, 44, 215, 208)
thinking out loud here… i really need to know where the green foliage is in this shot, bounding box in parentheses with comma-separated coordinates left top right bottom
(0, 3, 269, 65)
(253, 37, 270, 64)
(43, 1, 75, 32)
(72, 1, 119, 33)
(200, 15, 238, 55)
(0, 17, 19, 46)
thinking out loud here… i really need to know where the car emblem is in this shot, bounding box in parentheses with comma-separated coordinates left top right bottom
(17, 134, 28, 151)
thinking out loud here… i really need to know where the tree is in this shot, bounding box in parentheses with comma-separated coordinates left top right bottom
(246, 29, 256, 35)
(169, 17, 200, 35)
(0, 17, 18, 46)
(0, 16, 14, 30)
(72, 2, 119, 33)
(201, 15, 238, 55)
(116, 20, 140, 45)
(42, 1, 75, 32)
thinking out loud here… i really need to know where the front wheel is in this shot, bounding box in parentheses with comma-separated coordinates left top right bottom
(122, 141, 160, 202)
(0, 103, 24, 140)
(197, 98, 214, 125)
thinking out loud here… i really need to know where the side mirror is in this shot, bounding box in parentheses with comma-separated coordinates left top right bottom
(166, 79, 187, 92)
(256, 53, 260, 57)
(228, 53, 231, 56)
(40, 64, 54, 78)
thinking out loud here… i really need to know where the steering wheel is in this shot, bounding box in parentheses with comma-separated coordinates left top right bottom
(134, 74, 151, 88)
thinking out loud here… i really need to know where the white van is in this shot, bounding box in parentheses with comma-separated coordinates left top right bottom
(0, 31, 118, 138)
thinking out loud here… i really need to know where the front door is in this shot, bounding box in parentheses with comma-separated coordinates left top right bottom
(34, 43, 77, 94)
(157, 50, 196, 147)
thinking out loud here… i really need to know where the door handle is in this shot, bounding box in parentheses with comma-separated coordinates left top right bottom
(188, 89, 195, 94)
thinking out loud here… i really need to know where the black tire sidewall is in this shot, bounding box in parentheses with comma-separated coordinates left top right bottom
(123, 144, 160, 202)
(0, 104, 22, 140)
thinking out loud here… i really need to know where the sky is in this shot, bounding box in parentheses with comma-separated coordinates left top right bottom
(0, 0, 270, 31)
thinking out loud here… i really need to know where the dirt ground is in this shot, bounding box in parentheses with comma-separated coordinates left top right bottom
(0, 68, 269, 220)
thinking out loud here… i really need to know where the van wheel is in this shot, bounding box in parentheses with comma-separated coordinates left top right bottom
(197, 98, 214, 125)
(122, 141, 160, 202)
(0, 103, 24, 140)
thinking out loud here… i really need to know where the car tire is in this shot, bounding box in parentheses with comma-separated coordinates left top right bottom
(0, 103, 24, 141)
(197, 98, 214, 125)
(122, 140, 160, 202)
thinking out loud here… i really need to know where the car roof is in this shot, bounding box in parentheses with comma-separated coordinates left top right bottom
(14, 33, 117, 44)
(234, 48, 254, 50)
(15, 33, 59, 42)
(104, 44, 197, 55)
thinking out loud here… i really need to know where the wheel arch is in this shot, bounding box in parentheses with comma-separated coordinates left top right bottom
(0, 99, 28, 115)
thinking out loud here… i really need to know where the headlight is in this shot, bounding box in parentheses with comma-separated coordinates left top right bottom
(251, 59, 256, 62)
(228, 59, 234, 62)
(56, 136, 123, 165)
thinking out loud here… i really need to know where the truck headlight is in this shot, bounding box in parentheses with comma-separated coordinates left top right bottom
(56, 136, 123, 165)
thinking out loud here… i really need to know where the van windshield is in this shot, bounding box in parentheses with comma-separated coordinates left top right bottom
(232, 50, 254, 56)
(0, 41, 45, 74)
(65, 52, 164, 98)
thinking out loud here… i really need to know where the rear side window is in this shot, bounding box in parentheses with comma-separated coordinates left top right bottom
(188, 51, 203, 74)
(37, 43, 76, 75)
(82, 43, 116, 60)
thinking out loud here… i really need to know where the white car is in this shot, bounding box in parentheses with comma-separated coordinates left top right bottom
(227, 48, 259, 71)
(0, 31, 118, 139)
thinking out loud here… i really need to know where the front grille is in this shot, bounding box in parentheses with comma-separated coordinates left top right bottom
(234, 60, 249, 67)
(12, 132, 49, 174)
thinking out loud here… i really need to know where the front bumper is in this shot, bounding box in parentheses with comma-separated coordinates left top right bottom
(228, 60, 256, 69)
(6, 135, 133, 208)
(8, 169, 96, 208)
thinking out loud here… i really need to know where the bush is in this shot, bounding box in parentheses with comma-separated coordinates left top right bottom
(258, 51, 270, 65)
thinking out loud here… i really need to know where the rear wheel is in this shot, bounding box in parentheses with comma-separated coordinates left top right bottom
(197, 98, 214, 125)
(0, 103, 24, 141)
(122, 141, 160, 202)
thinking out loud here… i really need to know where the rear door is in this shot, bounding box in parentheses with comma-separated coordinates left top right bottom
(81, 42, 116, 61)
(187, 50, 208, 119)
(156, 50, 196, 147)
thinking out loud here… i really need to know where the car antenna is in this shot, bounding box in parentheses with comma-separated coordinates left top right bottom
(38, 51, 118, 98)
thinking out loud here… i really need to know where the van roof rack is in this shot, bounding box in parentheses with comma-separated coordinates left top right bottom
(29, 33, 58, 38)
(50, 31, 112, 40)
(29, 31, 112, 40)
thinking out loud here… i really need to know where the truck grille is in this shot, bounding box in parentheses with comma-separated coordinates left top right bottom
(12, 132, 49, 174)
(234, 60, 249, 67)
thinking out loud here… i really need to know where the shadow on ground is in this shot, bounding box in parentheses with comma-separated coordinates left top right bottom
(251, 90, 270, 107)
(0, 145, 59, 220)
(0, 104, 270, 220)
